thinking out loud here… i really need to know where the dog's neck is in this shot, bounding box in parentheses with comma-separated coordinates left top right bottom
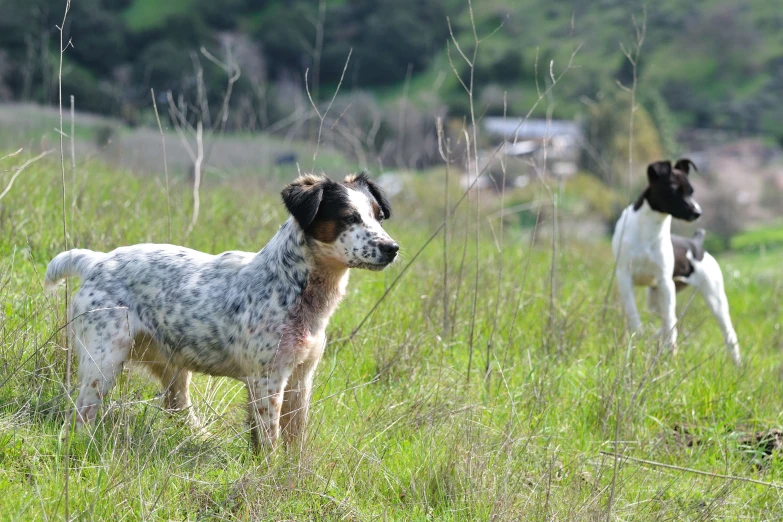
(629, 194, 672, 244)
(299, 263, 349, 329)
(246, 218, 348, 331)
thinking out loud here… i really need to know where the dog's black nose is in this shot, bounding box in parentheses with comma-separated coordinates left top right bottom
(380, 242, 399, 257)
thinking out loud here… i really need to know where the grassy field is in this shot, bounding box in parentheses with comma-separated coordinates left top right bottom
(1, 157, 783, 520)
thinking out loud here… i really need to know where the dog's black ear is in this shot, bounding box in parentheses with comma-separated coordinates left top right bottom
(674, 158, 698, 175)
(281, 175, 329, 229)
(647, 160, 672, 183)
(345, 172, 392, 219)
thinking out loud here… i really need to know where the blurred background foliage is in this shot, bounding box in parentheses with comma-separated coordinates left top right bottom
(1, 0, 782, 251)
(0, 0, 781, 141)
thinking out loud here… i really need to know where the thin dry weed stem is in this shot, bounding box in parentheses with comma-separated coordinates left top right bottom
(436, 118, 451, 338)
(305, 48, 352, 171)
(151, 88, 172, 243)
(55, 1, 73, 516)
(606, 11, 648, 518)
(601, 451, 783, 489)
(484, 92, 509, 383)
(0, 149, 54, 202)
(69, 96, 76, 216)
(185, 120, 204, 241)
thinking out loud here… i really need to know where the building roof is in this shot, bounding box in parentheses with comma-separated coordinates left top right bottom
(482, 118, 582, 141)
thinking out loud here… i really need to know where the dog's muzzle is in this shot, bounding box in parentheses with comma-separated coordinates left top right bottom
(686, 200, 702, 222)
(378, 241, 399, 264)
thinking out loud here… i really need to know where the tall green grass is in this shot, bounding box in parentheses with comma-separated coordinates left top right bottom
(1, 159, 782, 520)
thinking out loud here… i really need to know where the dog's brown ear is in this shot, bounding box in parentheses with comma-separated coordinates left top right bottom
(281, 175, 329, 229)
(647, 160, 672, 183)
(346, 172, 392, 219)
(674, 158, 698, 175)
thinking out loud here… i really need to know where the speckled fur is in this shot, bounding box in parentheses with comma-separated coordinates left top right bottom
(45, 174, 398, 448)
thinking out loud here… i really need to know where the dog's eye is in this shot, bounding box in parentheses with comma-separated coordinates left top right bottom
(344, 213, 361, 225)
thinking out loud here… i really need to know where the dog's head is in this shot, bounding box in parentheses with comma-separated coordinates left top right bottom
(639, 159, 702, 222)
(281, 173, 398, 270)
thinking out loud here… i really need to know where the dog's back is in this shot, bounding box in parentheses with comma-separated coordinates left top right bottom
(672, 229, 706, 289)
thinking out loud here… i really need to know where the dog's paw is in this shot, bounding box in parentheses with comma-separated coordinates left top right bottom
(729, 345, 742, 367)
(175, 409, 213, 440)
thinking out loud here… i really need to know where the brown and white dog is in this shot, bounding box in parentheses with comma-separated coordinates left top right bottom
(45, 173, 398, 448)
(612, 159, 740, 365)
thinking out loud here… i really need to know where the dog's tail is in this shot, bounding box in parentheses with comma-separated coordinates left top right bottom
(44, 249, 105, 293)
(692, 228, 706, 246)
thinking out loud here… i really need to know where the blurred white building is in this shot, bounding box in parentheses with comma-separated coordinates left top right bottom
(474, 117, 582, 188)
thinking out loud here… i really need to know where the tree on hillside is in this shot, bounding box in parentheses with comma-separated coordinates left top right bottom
(68, 0, 127, 74)
(580, 93, 663, 191)
(254, 0, 448, 88)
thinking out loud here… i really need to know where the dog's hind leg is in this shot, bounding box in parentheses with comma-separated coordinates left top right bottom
(131, 336, 199, 426)
(692, 253, 741, 366)
(160, 370, 194, 413)
(70, 303, 132, 428)
(160, 369, 200, 428)
(646, 286, 660, 316)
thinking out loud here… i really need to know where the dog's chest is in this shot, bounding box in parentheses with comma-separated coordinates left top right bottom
(626, 242, 670, 286)
(295, 329, 327, 364)
(273, 318, 328, 368)
(270, 273, 346, 367)
(614, 206, 674, 287)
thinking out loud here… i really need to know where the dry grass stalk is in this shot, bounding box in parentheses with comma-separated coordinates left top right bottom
(55, 1, 73, 518)
(151, 88, 172, 243)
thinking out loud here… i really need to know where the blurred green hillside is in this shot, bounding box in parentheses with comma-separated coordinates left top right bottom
(2, 0, 782, 141)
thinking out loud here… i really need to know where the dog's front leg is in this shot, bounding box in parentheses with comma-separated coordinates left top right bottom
(280, 358, 318, 447)
(658, 278, 678, 351)
(247, 371, 292, 450)
(616, 270, 642, 333)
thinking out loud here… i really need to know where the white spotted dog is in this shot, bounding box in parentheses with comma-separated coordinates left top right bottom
(45, 173, 399, 449)
(612, 159, 740, 365)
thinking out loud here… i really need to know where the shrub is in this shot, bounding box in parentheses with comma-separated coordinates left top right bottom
(580, 93, 663, 189)
(67, 0, 127, 74)
(60, 64, 117, 115)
